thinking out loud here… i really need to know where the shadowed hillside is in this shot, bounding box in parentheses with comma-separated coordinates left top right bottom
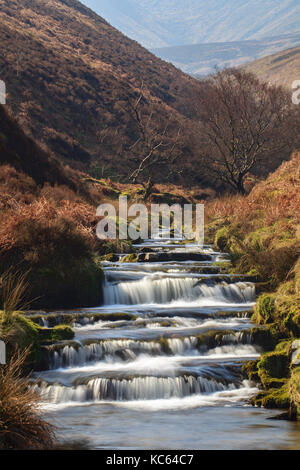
(0, 105, 80, 189)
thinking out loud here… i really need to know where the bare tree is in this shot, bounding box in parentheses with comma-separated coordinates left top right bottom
(124, 86, 182, 197)
(196, 69, 298, 194)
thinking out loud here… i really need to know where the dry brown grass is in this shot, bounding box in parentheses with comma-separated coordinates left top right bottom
(0, 197, 97, 262)
(0, 350, 55, 450)
(206, 151, 300, 227)
(0, 269, 30, 316)
(206, 151, 300, 287)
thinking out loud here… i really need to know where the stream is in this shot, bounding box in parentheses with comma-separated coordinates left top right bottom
(32, 236, 300, 450)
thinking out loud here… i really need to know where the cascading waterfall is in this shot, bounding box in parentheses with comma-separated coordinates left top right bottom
(38, 375, 237, 403)
(50, 340, 163, 369)
(103, 276, 255, 306)
(48, 331, 255, 369)
(33, 235, 300, 450)
(36, 241, 260, 413)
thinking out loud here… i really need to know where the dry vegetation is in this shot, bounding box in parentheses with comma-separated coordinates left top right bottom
(206, 151, 300, 286)
(206, 152, 300, 416)
(0, 351, 54, 450)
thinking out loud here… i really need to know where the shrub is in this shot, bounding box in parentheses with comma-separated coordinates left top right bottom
(0, 200, 104, 309)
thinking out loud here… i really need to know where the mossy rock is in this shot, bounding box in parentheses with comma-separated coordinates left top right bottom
(252, 294, 276, 325)
(28, 258, 104, 309)
(252, 386, 290, 409)
(100, 239, 135, 256)
(257, 350, 290, 388)
(0, 312, 41, 363)
(214, 227, 230, 252)
(242, 360, 260, 382)
(250, 327, 277, 351)
(195, 330, 237, 350)
(100, 253, 119, 262)
(120, 253, 139, 263)
(261, 377, 288, 389)
(289, 366, 300, 412)
(39, 325, 75, 342)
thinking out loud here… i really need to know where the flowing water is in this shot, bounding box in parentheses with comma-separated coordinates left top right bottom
(32, 237, 300, 449)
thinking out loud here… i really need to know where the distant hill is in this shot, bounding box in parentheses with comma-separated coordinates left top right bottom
(0, 0, 201, 183)
(243, 45, 300, 88)
(82, 0, 300, 49)
(152, 32, 300, 76)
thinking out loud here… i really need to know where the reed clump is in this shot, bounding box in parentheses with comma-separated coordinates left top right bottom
(0, 350, 55, 450)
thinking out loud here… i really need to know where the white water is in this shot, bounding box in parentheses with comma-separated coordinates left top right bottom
(34, 241, 300, 450)
(39, 375, 237, 403)
(104, 276, 255, 306)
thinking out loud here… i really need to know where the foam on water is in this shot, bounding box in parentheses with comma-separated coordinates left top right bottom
(40, 380, 258, 411)
(104, 276, 255, 306)
(35, 239, 276, 450)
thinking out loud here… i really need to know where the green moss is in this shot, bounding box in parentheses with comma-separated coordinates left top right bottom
(261, 377, 288, 389)
(120, 253, 139, 263)
(100, 253, 119, 262)
(242, 360, 259, 382)
(39, 325, 75, 342)
(28, 311, 137, 327)
(257, 351, 290, 388)
(0, 312, 41, 362)
(275, 340, 293, 353)
(289, 367, 300, 413)
(214, 227, 230, 252)
(252, 294, 276, 325)
(252, 385, 290, 409)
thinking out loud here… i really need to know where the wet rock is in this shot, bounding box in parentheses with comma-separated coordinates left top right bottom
(291, 340, 300, 366)
(142, 252, 211, 262)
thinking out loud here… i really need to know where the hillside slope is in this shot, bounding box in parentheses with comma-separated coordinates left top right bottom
(243, 46, 300, 88)
(206, 152, 300, 417)
(82, 0, 300, 49)
(152, 32, 300, 76)
(0, 0, 200, 182)
(0, 105, 81, 189)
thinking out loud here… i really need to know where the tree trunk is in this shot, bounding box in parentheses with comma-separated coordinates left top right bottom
(236, 176, 246, 195)
(143, 177, 153, 201)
